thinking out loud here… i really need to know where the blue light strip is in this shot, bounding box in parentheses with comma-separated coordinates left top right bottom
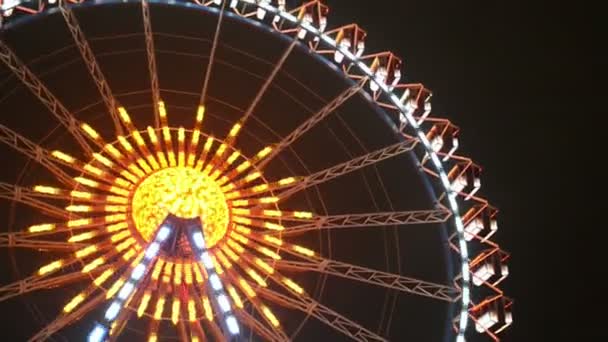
(87, 223, 174, 342)
(187, 228, 240, 337)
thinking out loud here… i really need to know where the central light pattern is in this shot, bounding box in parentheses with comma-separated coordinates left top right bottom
(30, 102, 316, 331)
(131, 166, 230, 247)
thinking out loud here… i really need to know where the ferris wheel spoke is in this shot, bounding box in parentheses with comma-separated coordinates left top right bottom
(0, 124, 77, 186)
(218, 263, 289, 341)
(187, 318, 207, 342)
(253, 267, 387, 342)
(257, 78, 367, 170)
(108, 282, 146, 341)
(0, 125, 133, 193)
(28, 290, 107, 342)
(273, 138, 418, 204)
(0, 233, 84, 251)
(199, 0, 227, 107)
(58, 0, 124, 135)
(0, 40, 95, 156)
(231, 38, 299, 145)
(0, 126, 128, 192)
(257, 285, 387, 342)
(0, 260, 111, 304)
(177, 318, 190, 342)
(0, 182, 74, 219)
(233, 307, 286, 342)
(272, 253, 459, 303)
(141, 0, 161, 127)
(274, 207, 452, 236)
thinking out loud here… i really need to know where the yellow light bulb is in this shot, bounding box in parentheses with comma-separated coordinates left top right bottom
(283, 277, 304, 294)
(81, 123, 101, 140)
(33, 185, 60, 195)
(227, 285, 244, 308)
(63, 293, 86, 313)
(202, 297, 213, 321)
(188, 299, 197, 322)
(154, 297, 165, 320)
(28, 223, 55, 233)
(51, 150, 75, 164)
(38, 260, 63, 275)
(106, 278, 125, 299)
(94, 268, 114, 286)
(138, 292, 152, 317)
(261, 305, 280, 327)
(171, 299, 180, 325)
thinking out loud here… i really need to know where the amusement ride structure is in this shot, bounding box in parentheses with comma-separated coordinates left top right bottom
(0, 0, 512, 341)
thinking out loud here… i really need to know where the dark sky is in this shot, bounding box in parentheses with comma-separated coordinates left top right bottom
(325, 0, 596, 340)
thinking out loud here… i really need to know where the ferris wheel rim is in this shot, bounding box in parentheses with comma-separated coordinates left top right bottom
(0, 1, 515, 341)
(4, 0, 463, 329)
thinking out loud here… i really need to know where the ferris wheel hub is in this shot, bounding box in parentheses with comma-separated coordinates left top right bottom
(130, 166, 230, 248)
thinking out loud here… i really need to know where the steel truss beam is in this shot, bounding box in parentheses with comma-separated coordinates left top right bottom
(0, 233, 83, 251)
(234, 307, 285, 342)
(220, 266, 287, 341)
(0, 182, 73, 219)
(275, 208, 452, 236)
(28, 291, 106, 341)
(257, 79, 367, 169)
(58, 0, 123, 135)
(258, 286, 387, 342)
(0, 262, 111, 303)
(275, 138, 418, 201)
(235, 37, 299, 136)
(0, 124, 75, 185)
(141, 0, 161, 127)
(0, 40, 94, 155)
(273, 254, 459, 302)
(199, 0, 226, 106)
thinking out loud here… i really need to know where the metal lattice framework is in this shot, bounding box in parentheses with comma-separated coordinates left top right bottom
(274, 207, 453, 236)
(0, 0, 512, 341)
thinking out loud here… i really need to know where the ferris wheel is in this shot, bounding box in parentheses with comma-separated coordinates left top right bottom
(0, 0, 512, 341)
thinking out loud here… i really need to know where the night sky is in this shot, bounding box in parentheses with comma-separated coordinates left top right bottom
(0, 0, 597, 341)
(327, 0, 595, 340)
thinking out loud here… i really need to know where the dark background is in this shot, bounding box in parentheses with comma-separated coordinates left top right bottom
(326, 0, 598, 340)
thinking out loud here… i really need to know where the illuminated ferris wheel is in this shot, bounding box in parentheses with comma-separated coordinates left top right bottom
(0, 0, 512, 341)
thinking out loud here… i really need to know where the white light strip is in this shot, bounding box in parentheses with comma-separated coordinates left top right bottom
(157, 226, 171, 241)
(217, 294, 231, 313)
(88, 222, 174, 339)
(117, 282, 135, 301)
(131, 264, 146, 281)
(144, 242, 160, 260)
(87, 323, 107, 342)
(226, 315, 240, 335)
(201, 251, 214, 270)
(193, 231, 205, 249)
(188, 224, 240, 337)
(209, 273, 223, 291)
(104, 301, 122, 321)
